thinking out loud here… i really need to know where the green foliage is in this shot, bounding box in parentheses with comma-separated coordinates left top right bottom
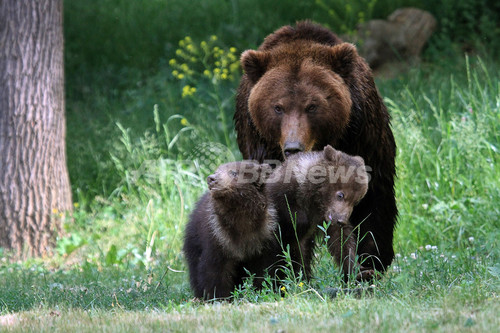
(420, 0, 500, 53)
(384, 56, 500, 251)
(315, 0, 378, 34)
(168, 35, 241, 147)
(64, 0, 319, 80)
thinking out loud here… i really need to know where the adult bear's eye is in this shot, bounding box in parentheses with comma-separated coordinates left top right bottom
(336, 191, 345, 200)
(274, 105, 283, 114)
(306, 104, 317, 113)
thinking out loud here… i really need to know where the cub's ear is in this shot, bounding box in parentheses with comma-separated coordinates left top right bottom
(353, 155, 365, 167)
(241, 50, 270, 83)
(328, 43, 358, 79)
(324, 145, 339, 162)
(257, 163, 273, 187)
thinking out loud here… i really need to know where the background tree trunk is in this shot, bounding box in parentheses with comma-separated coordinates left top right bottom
(0, 0, 72, 256)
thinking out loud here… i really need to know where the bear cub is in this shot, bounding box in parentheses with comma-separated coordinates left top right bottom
(264, 145, 370, 282)
(183, 161, 276, 300)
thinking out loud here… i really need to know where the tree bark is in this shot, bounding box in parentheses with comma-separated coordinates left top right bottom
(0, 0, 72, 256)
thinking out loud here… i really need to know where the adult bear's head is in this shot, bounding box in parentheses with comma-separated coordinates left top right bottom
(241, 42, 357, 158)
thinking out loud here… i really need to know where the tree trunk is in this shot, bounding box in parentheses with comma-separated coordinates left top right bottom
(0, 0, 72, 256)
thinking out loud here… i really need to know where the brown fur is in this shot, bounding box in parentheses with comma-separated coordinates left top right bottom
(265, 145, 369, 280)
(234, 21, 397, 273)
(207, 162, 276, 260)
(183, 161, 275, 300)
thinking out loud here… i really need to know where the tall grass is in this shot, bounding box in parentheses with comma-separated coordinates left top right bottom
(385, 57, 499, 252)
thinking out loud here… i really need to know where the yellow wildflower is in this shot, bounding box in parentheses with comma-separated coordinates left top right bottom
(210, 35, 217, 41)
(180, 118, 189, 126)
(182, 85, 196, 98)
(177, 73, 185, 79)
(280, 286, 286, 292)
(169, 59, 176, 66)
(229, 47, 237, 53)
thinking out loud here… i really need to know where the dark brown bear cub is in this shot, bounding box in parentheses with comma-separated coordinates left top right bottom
(265, 145, 370, 281)
(183, 161, 276, 300)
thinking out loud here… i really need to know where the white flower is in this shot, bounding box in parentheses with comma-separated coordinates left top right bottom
(410, 253, 417, 259)
(468, 237, 474, 243)
(425, 245, 432, 251)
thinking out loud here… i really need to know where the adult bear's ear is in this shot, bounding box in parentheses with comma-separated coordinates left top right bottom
(324, 145, 339, 162)
(241, 50, 270, 83)
(328, 43, 358, 79)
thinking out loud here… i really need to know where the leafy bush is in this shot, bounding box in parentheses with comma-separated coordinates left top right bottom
(423, 0, 500, 52)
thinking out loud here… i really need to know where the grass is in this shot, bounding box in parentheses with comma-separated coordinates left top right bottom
(1, 0, 500, 331)
(2, 295, 498, 332)
(1, 242, 498, 331)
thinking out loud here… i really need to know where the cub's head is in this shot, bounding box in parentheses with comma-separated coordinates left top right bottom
(207, 161, 271, 201)
(241, 43, 359, 158)
(302, 145, 369, 226)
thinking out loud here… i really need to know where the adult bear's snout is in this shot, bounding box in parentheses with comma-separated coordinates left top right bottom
(283, 141, 304, 157)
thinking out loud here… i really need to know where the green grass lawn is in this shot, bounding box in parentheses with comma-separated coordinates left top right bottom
(1, 0, 499, 331)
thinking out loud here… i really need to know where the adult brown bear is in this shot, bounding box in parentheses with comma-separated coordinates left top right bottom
(234, 21, 397, 273)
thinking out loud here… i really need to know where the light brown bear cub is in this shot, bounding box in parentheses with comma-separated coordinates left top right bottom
(265, 145, 370, 281)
